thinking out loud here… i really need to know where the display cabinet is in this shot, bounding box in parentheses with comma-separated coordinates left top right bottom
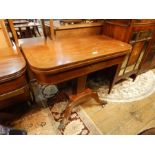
(139, 31, 155, 73)
(103, 19, 155, 81)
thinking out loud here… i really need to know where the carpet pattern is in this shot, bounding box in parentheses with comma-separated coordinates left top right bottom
(37, 70, 155, 103)
(50, 101, 90, 135)
(50, 101, 101, 135)
(12, 108, 60, 135)
(12, 102, 101, 135)
(88, 71, 155, 102)
(12, 71, 155, 134)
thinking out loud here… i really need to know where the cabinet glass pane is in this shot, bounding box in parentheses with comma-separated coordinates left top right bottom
(119, 68, 125, 76)
(125, 64, 135, 73)
(135, 41, 148, 70)
(128, 42, 145, 66)
(121, 54, 130, 69)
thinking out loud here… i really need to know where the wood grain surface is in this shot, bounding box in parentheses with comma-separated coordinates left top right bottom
(20, 35, 131, 72)
(0, 47, 26, 83)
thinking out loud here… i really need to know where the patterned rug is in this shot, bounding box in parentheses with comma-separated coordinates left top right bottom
(12, 108, 60, 135)
(17, 82, 101, 135)
(49, 101, 101, 135)
(12, 103, 101, 135)
(12, 70, 155, 134)
(88, 70, 155, 102)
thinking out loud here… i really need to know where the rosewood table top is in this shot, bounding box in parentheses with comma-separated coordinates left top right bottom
(20, 35, 131, 73)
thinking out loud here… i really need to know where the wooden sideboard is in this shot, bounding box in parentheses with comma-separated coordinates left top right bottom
(103, 19, 155, 81)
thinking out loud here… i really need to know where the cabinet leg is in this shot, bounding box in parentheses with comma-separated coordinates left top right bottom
(130, 74, 137, 82)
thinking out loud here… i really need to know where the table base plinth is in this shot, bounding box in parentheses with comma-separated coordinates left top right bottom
(59, 88, 105, 130)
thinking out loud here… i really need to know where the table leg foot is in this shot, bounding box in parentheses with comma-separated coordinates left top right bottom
(60, 88, 103, 128)
(58, 122, 66, 130)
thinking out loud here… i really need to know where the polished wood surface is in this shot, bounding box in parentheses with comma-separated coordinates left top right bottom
(0, 20, 12, 47)
(0, 74, 27, 94)
(49, 19, 55, 40)
(0, 26, 9, 48)
(59, 88, 102, 128)
(20, 35, 131, 89)
(0, 47, 26, 83)
(20, 35, 131, 72)
(45, 19, 104, 39)
(8, 19, 20, 46)
(41, 19, 47, 38)
(0, 24, 26, 83)
(55, 27, 103, 39)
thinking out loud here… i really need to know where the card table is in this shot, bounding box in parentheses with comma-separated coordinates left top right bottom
(20, 35, 131, 128)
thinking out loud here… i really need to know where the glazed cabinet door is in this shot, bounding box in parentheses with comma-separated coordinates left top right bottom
(140, 34, 155, 71)
(119, 29, 154, 76)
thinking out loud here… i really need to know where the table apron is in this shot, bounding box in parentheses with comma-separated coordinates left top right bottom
(32, 55, 125, 85)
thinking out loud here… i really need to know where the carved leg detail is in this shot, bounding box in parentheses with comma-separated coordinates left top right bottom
(59, 88, 102, 129)
(91, 92, 101, 104)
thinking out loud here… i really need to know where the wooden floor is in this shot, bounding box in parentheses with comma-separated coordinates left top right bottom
(80, 69, 155, 134)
